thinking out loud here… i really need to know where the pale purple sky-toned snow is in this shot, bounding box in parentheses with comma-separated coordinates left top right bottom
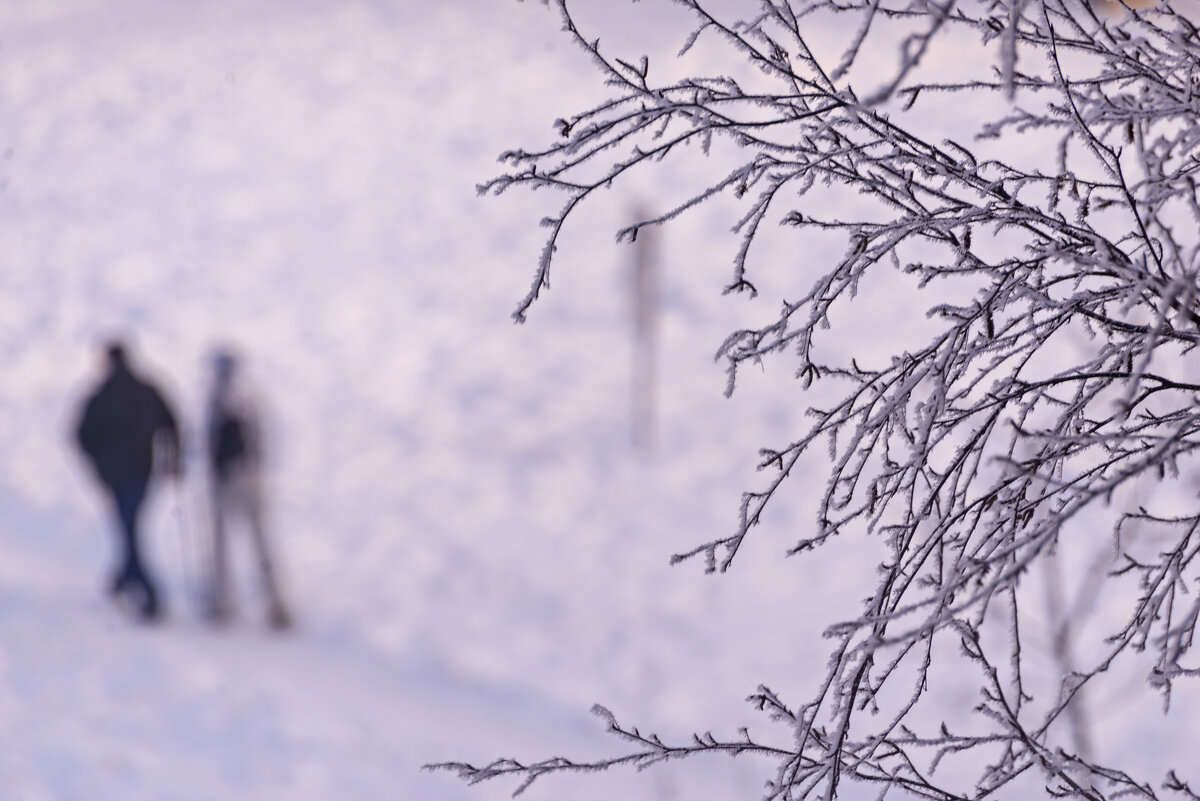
(0, 3, 832, 799)
(0, 2, 1192, 799)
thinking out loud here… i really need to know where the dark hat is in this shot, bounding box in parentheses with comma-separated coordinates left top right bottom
(105, 340, 128, 367)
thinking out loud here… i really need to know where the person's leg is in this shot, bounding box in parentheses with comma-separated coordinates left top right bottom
(208, 479, 233, 622)
(108, 490, 134, 596)
(244, 473, 290, 629)
(112, 483, 160, 619)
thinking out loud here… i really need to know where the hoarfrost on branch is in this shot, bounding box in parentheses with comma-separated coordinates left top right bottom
(435, 2, 1200, 798)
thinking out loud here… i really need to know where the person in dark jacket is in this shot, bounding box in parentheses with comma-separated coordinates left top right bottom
(75, 340, 181, 621)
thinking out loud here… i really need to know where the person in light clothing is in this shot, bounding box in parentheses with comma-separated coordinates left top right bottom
(205, 348, 291, 629)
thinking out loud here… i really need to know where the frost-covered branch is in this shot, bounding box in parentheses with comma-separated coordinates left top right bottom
(445, 1, 1200, 798)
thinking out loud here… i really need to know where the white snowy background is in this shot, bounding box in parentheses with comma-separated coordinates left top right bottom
(0, 2, 1194, 800)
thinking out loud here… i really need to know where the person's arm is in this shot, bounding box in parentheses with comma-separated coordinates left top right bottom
(75, 395, 98, 464)
(242, 394, 264, 468)
(155, 390, 183, 477)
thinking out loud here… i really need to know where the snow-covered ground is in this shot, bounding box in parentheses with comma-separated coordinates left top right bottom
(1, 2, 1197, 800)
(0, 3, 848, 799)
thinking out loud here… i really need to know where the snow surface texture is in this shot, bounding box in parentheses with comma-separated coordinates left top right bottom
(0, 3, 837, 799)
(0, 2, 1189, 800)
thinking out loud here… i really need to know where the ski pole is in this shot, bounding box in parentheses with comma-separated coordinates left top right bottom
(170, 475, 208, 616)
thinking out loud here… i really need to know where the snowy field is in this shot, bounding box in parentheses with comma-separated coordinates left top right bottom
(0, 3, 837, 799)
(1, 2, 1197, 800)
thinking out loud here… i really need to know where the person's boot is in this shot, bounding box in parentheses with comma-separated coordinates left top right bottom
(267, 603, 292, 631)
(140, 589, 163, 623)
(206, 589, 234, 625)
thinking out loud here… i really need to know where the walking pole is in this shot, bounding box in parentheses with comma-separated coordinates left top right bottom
(170, 474, 209, 617)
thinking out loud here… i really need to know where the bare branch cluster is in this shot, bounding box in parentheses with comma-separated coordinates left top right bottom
(439, 1, 1200, 798)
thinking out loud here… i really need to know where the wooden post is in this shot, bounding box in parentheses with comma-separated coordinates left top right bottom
(631, 207, 659, 453)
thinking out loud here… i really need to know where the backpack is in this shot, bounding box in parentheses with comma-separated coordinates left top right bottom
(213, 414, 247, 478)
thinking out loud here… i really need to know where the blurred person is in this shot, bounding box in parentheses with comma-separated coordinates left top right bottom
(205, 348, 291, 630)
(75, 340, 181, 622)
